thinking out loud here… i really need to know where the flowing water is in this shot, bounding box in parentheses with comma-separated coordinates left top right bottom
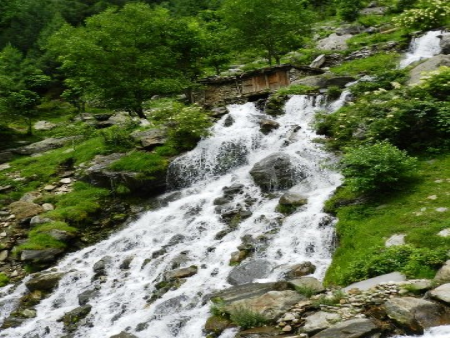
(399, 30, 443, 69)
(0, 95, 343, 337)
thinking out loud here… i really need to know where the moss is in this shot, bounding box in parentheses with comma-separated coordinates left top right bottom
(276, 204, 297, 216)
(0, 272, 10, 287)
(330, 53, 400, 76)
(17, 233, 66, 251)
(108, 151, 168, 179)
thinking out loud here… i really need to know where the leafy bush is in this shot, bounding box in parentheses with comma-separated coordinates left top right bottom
(419, 66, 450, 101)
(229, 307, 269, 329)
(149, 103, 211, 151)
(337, 0, 362, 21)
(341, 142, 418, 194)
(99, 124, 136, 152)
(0, 272, 9, 287)
(394, 0, 450, 29)
(345, 245, 447, 284)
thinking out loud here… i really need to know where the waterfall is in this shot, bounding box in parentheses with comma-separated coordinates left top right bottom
(399, 30, 443, 69)
(396, 326, 450, 338)
(0, 94, 343, 338)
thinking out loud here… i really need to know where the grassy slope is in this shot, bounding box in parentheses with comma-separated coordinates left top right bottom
(325, 154, 450, 285)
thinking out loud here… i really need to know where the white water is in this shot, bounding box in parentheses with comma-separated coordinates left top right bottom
(396, 326, 450, 338)
(0, 95, 342, 338)
(399, 30, 443, 69)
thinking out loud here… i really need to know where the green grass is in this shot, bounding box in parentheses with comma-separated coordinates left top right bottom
(325, 154, 450, 286)
(0, 272, 10, 287)
(330, 53, 400, 76)
(229, 307, 270, 329)
(275, 84, 320, 96)
(108, 151, 168, 178)
(29, 221, 78, 236)
(295, 285, 320, 298)
(346, 29, 410, 50)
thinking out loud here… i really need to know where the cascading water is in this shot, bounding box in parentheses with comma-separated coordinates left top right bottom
(399, 30, 443, 69)
(0, 94, 343, 338)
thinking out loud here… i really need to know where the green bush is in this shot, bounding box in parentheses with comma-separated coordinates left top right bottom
(99, 124, 137, 152)
(337, 0, 362, 21)
(419, 66, 450, 101)
(341, 142, 418, 194)
(229, 307, 269, 329)
(0, 272, 9, 287)
(394, 0, 450, 29)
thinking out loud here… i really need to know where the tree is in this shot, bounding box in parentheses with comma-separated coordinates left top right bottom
(221, 0, 314, 65)
(49, 3, 205, 118)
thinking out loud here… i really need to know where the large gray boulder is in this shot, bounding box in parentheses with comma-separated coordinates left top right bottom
(130, 128, 166, 149)
(20, 248, 64, 263)
(344, 272, 406, 291)
(224, 290, 305, 321)
(25, 272, 65, 292)
(289, 276, 325, 293)
(384, 297, 449, 334)
(302, 311, 341, 335)
(408, 55, 450, 85)
(227, 260, 274, 285)
(434, 260, 450, 282)
(317, 33, 352, 51)
(12, 136, 80, 155)
(311, 318, 379, 338)
(250, 153, 305, 192)
(110, 333, 137, 338)
(34, 121, 56, 131)
(209, 282, 290, 305)
(440, 33, 450, 54)
(164, 266, 198, 280)
(8, 201, 43, 222)
(430, 283, 450, 304)
(292, 75, 356, 89)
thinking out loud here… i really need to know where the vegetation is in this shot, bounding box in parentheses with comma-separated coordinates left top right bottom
(0, 272, 10, 287)
(229, 307, 270, 330)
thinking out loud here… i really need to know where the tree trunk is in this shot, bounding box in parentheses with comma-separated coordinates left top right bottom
(26, 117, 32, 136)
(275, 55, 281, 65)
(134, 106, 147, 120)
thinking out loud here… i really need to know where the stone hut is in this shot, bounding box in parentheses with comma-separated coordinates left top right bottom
(191, 64, 324, 107)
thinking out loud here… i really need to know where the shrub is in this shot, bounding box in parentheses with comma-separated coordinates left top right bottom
(341, 142, 418, 194)
(394, 0, 450, 29)
(99, 123, 137, 152)
(419, 66, 450, 101)
(0, 272, 9, 287)
(337, 0, 362, 21)
(229, 307, 269, 329)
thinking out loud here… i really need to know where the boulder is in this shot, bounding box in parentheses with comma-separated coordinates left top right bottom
(225, 290, 305, 320)
(153, 295, 189, 316)
(20, 191, 42, 203)
(385, 234, 406, 247)
(78, 289, 99, 306)
(25, 272, 65, 292)
(34, 121, 56, 131)
(302, 311, 341, 335)
(310, 54, 326, 68)
(344, 272, 406, 291)
(384, 297, 449, 334)
(311, 318, 379, 338)
(204, 316, 234, 335)
(435, 260, 450, 282)
(130, 128, 166, 149)
(46, 229, 77, 242)
(110, 333, 138, 338)
(9, 201, 43, 221)
(440, 33, 450, 55)
(316, 33, 352, 51)
(359, 7, 387, 15)
(59, 305, 92, 332)
(83, 153, 167, 195)
(408, 55, 450, 85)
(21, 248, 64, 263)
(227, 260, 274, 285)
(279, 192, 308, 206)
(289, 276, 325, 293)
(284, 262, 316, 279)
(164, 266, 198, 280)
(29, 216, 52, 226)
(259, 119, 280, 135)
(292, 75, 356, 89)
(430, 283, 450, 304)
(250, 153, 304, 192)
(235, 327, 287, 338)
(208, 282, 290, 305)
(12, 136, 80, 155)
(335, 25, 364, 36)
(0, 151, 13, 164)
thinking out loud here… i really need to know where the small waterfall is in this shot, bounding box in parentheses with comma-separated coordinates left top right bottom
(0, 94, 344, 338)
(399, 30, 443, 68)
(395, 325, 450, 338)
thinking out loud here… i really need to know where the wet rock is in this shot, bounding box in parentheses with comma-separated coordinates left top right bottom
(120, 256, 134, 270)
(284, 262, 316, 279)
(289, 276, 325, 293)
(408, 55, 450, 85)
(265, 94, 288, 116)
(429, 283, 450, 304)
(385, 297, 449, 334)
(30, 216, 52, 226)
(166, 234, 186, 247)
(344, 272, 406, 291)
(25, 272, 65, 292)
(110, 333, 138, 338)
(93, 256, 112, 278)
(279, 192, 308, 206)
(250, 153, 303, 192)
(78, 289, 99, 306)
(153, 295, 189, 316)
(441, 33, 450, 55)
(225, 290, 304, 320)
(260, 119, 280, 135)
(210, 107, 229, 118)
(9, 201, 43, 222)
(59, 305, 92, 332)
(302, 311, 342, 334)
(12, 137, 80, 156)
(165, 266, 198, 280)
(227, 259, 274, 285)
(204, 315, 234, 335)
(208, 282, 290, 305)
(223, 183, 245, 197)
(224, 115, 234, 127)
(317, 33, 352, 51)
(312, 318, 379, 338)
(230, 250, 249, 265)
(130, 128, 166, 149)
(34, 121, 56, 131)
(21, 248, 65, 263)
(434, 260, 450, 282)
